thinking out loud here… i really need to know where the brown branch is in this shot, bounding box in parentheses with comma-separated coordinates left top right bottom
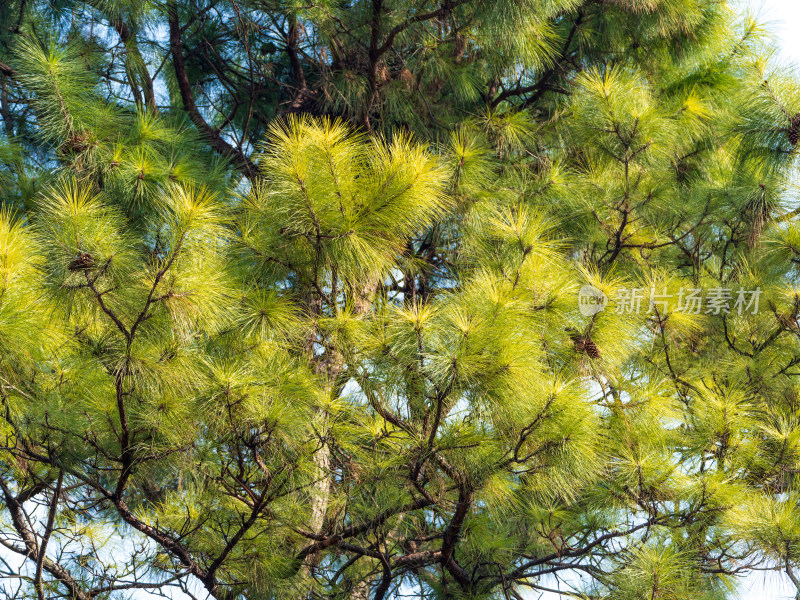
(376, 0, 470, 56)
(504, 516, 665, 582)
(286, 14, 310, 111)
(2, 77, 16, 136)
(109, 495, 214, 592)
(440, 486, 473, 587)
(34, 471, 63, 600)
(491, 11, 583, 109)
(167, 0, 258, 179)
(84, 274, 131, 342)
(363, 0, 385, 128)
(204, 489, 269, 586)
(0, 475, 92, 600)
(0, 443, 226, 600)
(111, 17, 158, 114)
(295, 495, 436, 563)
(374, 550, 394, 600)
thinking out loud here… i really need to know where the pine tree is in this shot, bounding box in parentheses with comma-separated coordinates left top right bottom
(1, 1, 800, 600)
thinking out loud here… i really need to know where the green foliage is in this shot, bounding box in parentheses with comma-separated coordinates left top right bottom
(1, 1, 800, 600)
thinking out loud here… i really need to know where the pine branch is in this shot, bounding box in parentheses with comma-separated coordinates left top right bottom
(503, 516, 667, 583)
(34, 471, 63, 600)
(0, 475, 92, 600)
(440, 486, 473, 587)
(375, 0, 470, 56)
(294, 496, 436, 563)
(167, 0, 258, 179)
(110, 16, 158, 114)
(285, 14, 310, 112)
(492, 11, 584, 109)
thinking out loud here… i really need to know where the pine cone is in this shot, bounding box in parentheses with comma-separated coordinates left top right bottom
(60, 132, 90, 154)
(583, 338, 601, 359)
(788, 112, 800, 147)
(68, 252, 95, 271)
(569, 331, 601, 360)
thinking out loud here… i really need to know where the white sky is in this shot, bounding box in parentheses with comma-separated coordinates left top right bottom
(745, 0, 800, 65)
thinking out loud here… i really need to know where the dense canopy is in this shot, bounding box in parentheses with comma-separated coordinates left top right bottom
(1, 1, 800, 599)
